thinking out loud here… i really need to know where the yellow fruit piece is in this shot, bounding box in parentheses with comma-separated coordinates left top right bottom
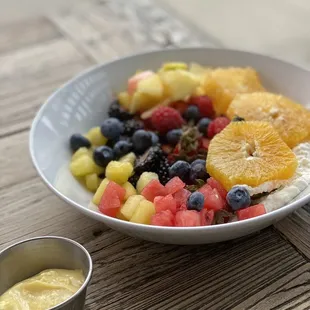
(116, 210, 128, 221)
(119, 152, 136, 166)
(159, 70, 199, 101)
(85, 127, 107, 146)
(118, 91, 131, 110)
(189, 62, 212, 76)
(122, 182, 137, 200)
(85, 173, 100, 192)
(71, 147, 91, 162)
(206, 121, 297, 190)
(92, 178, 110, 205)
(137, 74, 164, 99)
(193, 86, 206, 96)
(105, 161, 133, 185)
(129, 91, 159, 113)
(203, 67, 264, 115)
(119, 195, 145, 220)
(136, 172, 159, 194)
(130, 200, 156, 224)
(160, 62, 188, 71)
(70, 155, 96, 177)
(227, 92, 309, 148)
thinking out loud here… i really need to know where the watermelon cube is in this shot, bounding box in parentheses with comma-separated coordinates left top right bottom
(173, 188, 191, 211)
(207, 177, 227, 200)
(141, 179, 167, 202)
(200, 209, 214, 226)
(175, 210, 201, 227)
(154, 194, 177, 214)
(98, 181, 126, 217)
(237, 204, 266, 221)
(165, 177, 185, 194)
(151, 210, 175, 226)
(199, 184, 226, 211)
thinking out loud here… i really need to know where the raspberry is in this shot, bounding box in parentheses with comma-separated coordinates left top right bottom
(151, 107, 184, 134)
(208, 117, 230, 138)
(189, 96, 214, 118)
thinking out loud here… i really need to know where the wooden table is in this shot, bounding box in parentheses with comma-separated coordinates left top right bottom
(1, 0, 310, 309)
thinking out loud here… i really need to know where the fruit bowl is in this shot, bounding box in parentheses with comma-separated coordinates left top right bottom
(30, 48, 310, 244)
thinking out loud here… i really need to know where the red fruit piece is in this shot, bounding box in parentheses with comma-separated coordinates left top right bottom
(165, 177, 185, 195)
(199, 184, 226, 211)
(200, 209, 214, 226)
(237, 204, 266, 221)
(141, 179, 167, 202)
(99, 181, 126, 217)
(154, 194, 177, 214)
(199, 138, 210, 150)
(151, 107, 184, 134)
(170, 100, 188, 114)
(207, 177, 227, 200)
(127, 70, 154, 95)
(207, 117, 230, 139)
(173, 188, 191, 211)
(189, 96, 214, 118)
(151, 210, 175, 226)
(175, 210, 201, 227)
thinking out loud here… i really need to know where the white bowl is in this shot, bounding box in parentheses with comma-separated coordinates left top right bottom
(30, 48, 310, 245)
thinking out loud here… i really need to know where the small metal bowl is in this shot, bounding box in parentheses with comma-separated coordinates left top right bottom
(0, 236, 92, 310)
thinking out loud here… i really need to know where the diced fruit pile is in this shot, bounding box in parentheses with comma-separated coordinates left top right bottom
(68, 62, 310, 226)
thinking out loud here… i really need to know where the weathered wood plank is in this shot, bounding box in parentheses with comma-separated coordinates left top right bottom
(231, 263, 310, 310)
(49, 0, 215, 63)
(275, 206, 310, 260)
(0, 39, 91, 136)
(0, 17, 61, 54)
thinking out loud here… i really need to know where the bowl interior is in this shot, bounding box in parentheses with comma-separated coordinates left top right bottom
(30, 48, 310, 238)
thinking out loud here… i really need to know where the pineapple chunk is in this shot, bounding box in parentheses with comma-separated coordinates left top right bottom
(119, 152, 136, 166)
(137, 74, 164, 99)
(92, 178, 110, 205)
(105, 161, 133, 185)
(130, 91, 158, 113)
(85, 127, 107, 146)
(116, 210, 128, 221)
(130, 200, 156, 224)
(161, 62, 188, 71)
(118, 91, 131, 110)
(70, 155, 96, 177)
(122, 182, 137, 200)
(159, 70, 199, 101)
(85, 173, 100, 192)
(119, 195, 145, 220)
(136, 172, 158, 194)
(71, 147, 91, 162)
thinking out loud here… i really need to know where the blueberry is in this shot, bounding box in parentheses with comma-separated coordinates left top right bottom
(187, 192, 205, 211)
(69, 134, 91, 152)
(189, 160, 208, 182)
(166, 129, 182, 146)
(132, 130, 153, 154)
(113, 140, 133, 158)
(184, 105, 200, 122)
(169, 160, 191, 181)
(226, 186, 251, 211)
(100, 118, 124, 140)
(197, 118, 211, 135)
(150, 132, 159, 145)
(93, 146, 114, 167)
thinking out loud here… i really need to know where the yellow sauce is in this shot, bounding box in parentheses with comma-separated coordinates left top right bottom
(0, 269, 84, 310)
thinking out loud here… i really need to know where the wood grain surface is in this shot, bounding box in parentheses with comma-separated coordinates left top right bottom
(1, 0, 310, 309)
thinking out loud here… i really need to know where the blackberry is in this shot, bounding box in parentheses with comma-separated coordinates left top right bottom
(108, 100, 133, 121)
(134, 146, 164, 174)
(157, 157, 170, 185)
(124, 119, 144, 136)
(128, 174, 140, 187)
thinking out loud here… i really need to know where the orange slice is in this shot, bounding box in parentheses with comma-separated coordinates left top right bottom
(206, 121, 297, 190)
